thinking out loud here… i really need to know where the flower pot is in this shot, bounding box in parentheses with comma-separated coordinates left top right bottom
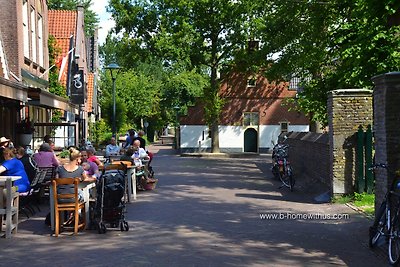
(19, 134, 33, 146)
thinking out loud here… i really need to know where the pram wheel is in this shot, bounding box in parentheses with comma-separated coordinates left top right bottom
(98, 222, 107, 234)
(120, 221, 129, 231)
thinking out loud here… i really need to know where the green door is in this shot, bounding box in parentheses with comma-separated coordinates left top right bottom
(244, 128, 258, 152)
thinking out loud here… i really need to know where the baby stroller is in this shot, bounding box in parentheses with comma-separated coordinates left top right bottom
(95, 166, 129, 233)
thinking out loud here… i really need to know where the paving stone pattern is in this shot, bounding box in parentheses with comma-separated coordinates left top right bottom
(0, 143, 386, 267)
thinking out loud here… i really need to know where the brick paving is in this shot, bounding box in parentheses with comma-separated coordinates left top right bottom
(0, 142, 386, 266)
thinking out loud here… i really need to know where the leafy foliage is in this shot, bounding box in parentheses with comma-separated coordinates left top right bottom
(258, 0, 400, 126)
(107, 0, 264, 152)
(48, 35, 67, 98)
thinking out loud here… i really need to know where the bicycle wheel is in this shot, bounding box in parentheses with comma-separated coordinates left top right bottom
(389, 213, 400, 265)
(287, 165, 295, 191)
(369, 201, 386, 248)
(279, 169, 291, 188)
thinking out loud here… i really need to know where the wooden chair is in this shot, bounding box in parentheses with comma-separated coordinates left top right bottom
(52, 178, 86, 237)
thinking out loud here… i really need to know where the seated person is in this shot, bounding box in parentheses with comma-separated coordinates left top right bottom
(0, 148, 30, 193)
(105, 137, 121, 157)
(33, 143, 59, 168)
(80, 150, 100, 180)
(120, 147, 134, 162)
(16, 146, 37, 183)
(131, 140, 149, 167)
(86, 147, 103, 167)
(55, 147, 95, 224)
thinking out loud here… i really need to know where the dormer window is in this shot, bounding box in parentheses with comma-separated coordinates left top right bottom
(247, 76, 257, 87)
(280, 121, 289, 132)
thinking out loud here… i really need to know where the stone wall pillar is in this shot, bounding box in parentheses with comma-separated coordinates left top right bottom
(327, 89, 373, 194)
(372, 72, 400, 211)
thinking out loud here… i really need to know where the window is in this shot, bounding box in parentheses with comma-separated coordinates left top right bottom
(289, 75, 311, 92)
(289, 76, 301, 91)
(38, 15, 43, 67)
(30, 8, 37, 63)
(243, 112, 259, 126)
(280, 121, 289, 132)
(247, 76, 257, 87)
(22, 1, 29, 58)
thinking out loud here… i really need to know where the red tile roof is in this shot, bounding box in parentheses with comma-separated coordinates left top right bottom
(48, 10, 77, 39)
(86, 73, 94, 112)
(48, 10, 77, 87)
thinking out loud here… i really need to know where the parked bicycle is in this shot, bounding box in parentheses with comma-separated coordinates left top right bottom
(271, 136, 294, 191)
(369, 163, 400, 265)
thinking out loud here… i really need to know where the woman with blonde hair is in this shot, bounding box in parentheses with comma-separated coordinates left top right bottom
(56, 147, 95, 182)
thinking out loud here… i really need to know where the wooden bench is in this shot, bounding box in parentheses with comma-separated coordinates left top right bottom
(0, 177, 20, 238)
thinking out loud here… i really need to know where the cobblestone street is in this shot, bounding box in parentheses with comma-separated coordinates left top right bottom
(0, 143, 385, 266)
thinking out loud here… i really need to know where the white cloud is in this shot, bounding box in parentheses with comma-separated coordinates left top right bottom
(90, 0, 114, 45)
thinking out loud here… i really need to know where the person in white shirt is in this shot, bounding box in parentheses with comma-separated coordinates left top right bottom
(131, 139, 149, 166)
(105, 137, 121, 157)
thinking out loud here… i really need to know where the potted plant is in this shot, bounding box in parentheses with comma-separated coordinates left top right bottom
(16, 118, 35, 145)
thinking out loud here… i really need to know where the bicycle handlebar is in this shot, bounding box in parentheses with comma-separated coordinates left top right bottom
(368, 163, 387, 170)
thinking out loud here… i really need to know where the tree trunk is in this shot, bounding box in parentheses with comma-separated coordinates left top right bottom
(211, 122, 220, 153)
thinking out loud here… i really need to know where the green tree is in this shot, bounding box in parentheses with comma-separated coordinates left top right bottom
(108, 0, 262, 152)
(47, 0, 99, 36)
(256, 0, 400, 127)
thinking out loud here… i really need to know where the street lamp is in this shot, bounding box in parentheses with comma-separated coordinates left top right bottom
(105, 63, 121, 137)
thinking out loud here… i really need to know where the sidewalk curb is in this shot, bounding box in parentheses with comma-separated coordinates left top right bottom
(345, 202, 374, 221)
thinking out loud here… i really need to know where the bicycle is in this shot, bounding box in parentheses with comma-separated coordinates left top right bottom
(271, 139, 295, 191)
(369, 163, 400, 265)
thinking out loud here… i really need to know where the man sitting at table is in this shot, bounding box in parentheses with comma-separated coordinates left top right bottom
(131, 140, 149, 167)
(0, 148, 30, 193)
(105, 137, 121, 157)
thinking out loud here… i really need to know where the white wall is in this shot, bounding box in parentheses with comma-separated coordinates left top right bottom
(180, 124, 309, 151)
(180, 125, 211, 148)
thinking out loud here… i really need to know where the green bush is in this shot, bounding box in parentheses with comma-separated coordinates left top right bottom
(58, 149, 70, 158)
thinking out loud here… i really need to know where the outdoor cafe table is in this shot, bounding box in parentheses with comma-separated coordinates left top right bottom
(49, 180, 96, 231)
(0, 176, 21, 238)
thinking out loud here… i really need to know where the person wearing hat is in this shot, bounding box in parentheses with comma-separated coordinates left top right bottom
(33, 143, 59, 168)
(0, 137, 11, 164)
(0, 147, 30, 193)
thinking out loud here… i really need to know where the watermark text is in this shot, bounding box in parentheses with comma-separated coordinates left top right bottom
(259, 212, 350, 220)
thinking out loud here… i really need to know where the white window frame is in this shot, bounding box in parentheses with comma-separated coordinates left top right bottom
(243, 112, 259, 126)
(22, 1, 29, 58)
(280, 121, 289, 132)
(30, 7, 37, 63)
(37, 14, 43, 67)
(247, 76, 257, 87)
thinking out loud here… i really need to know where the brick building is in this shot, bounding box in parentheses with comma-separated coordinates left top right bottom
(180, 71, 310, 153)
(0, 1, 99, 148)
(0, 0, 79, 147)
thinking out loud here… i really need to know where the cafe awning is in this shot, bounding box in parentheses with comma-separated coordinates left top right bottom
(0, 77, 28, 102)
(28, 87, 79, 114)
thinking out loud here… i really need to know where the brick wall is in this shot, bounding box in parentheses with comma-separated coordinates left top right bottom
(284, 132, 331, 190)
(372, 72, 400, 212)
(327, 89, 373, 194)
(0, 0, 21, 76)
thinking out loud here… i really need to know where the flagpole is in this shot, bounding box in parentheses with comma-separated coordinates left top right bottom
(38, 47, 75, 79)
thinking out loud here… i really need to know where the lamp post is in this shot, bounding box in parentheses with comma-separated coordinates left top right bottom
(105, 63, 121, 137)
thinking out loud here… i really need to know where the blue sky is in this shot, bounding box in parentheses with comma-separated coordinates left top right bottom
(90, 0, 114, 44)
